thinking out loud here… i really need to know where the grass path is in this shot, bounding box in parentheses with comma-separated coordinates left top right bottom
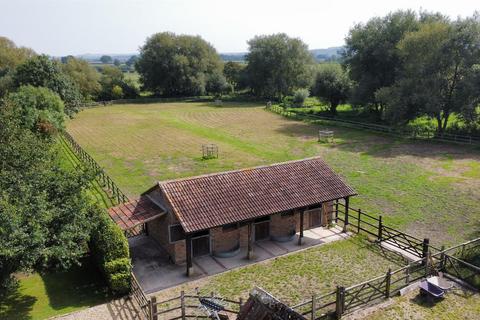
(67, 102, 480, 246)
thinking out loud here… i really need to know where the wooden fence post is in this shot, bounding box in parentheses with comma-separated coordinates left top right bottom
(342, 197, 349, 233)
(150, 296, 157, 320)
(335, 200, 339, 223)
(311, 295, 316, 320)
(385, 268, 392, 298)
(378, 215, 383, 241)
(439, 245, 446, 271)
(422, 238, 430, 266)
(181, 291, 186, 320)
(335, 286, 345, 319)
(357, 209, 362, 234)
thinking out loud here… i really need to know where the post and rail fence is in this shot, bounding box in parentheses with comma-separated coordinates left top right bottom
(266, 104, 480, 146)
(60, 130, 129, 205)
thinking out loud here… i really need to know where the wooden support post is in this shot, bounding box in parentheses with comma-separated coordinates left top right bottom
(342, 197, 349, 233)
(335, 200, 339, 223)
(378, 215, 383, 241)
(298, 210, 304, 245)
(440, 245, 446, 271)
(335, 286, 345, 319)
(150, 296, 157, 320)
(385, 268, 392, 298)
(180, 291, 186, 320)
(422, 238, 430, 267)
(186, 234, 193, 276)
(247, 222, 254, 260)
(311, 295, 316, 320)
(405, 264, 410, 284)
(357, 209, 362, 234)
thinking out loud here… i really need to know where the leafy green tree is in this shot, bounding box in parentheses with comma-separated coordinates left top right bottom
(378, 16, 480, 132)
(206, 72, 231, 97)
(61, 57, 101, 100)
(100, 55, 112, 64)
(125, 55, 138, 68)
(98, 65, 138, 100)
(13, 55, 83, 115)
(0, 37, 36, 97)
(113, 59, 121, 67)
(342, 10, 420, 116)
(223, 61, 247, 91)
(292, 88, 310, 106)
(136, 32, 223, 96)
(7, 86, 65, 135)
(312, 64, 352, 114)
(111, 85, 124, 99)
(0, 106, 97, 292)
(246, 33, 314, 99)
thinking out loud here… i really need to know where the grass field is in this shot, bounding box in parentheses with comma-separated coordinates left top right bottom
(0, 259, 110, 320)
(156, 236, 405, 306)
(67, 101, 480, 246)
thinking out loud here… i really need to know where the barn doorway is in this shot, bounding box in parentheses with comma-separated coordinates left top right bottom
(192, 230, 210, 257)
(307, 208, 323, 228)
(254, 216, 270, 241)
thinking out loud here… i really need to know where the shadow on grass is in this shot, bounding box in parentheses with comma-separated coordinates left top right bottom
(42, 257, 111, 311)
(273, 119, 480, 160)
(0, 289, 36, 320)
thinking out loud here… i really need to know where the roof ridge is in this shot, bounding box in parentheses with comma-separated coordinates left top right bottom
(158, 156, 326, 185)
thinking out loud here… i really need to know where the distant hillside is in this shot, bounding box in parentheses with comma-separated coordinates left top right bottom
(76, 53, 137, 63)
(220, 46, 344, 62)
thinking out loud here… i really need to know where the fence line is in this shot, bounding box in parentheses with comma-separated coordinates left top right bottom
(60, 130, 129, 204)
(266, 104, 480, 146)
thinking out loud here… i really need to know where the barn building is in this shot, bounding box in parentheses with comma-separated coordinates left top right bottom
(108, 157, 356, 276)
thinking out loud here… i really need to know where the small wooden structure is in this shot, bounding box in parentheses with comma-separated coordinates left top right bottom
(202, 144, 219, 159)
(318, 129, 334, 143)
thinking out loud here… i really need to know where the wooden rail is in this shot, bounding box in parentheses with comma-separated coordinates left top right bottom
(266, 104, 480, 146)
(61, 130, 129, 204)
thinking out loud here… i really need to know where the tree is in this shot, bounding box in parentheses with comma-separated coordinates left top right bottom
(7, 86, 65, 135)
(246, 33, 314, 99)
(13, 55, 83, 115)
(61, 57, 101, 100)
(100, 55, 112, 64)
(136, 32, 223, 96)
(0, 37, 36, 97)
(342, 10, 420, 117)
(312, 64, 352, 114)
(125, 55, 138, 67)
(223, 61, 247, 91)
(206, 72, 231, 97)
(378, 16, 480, 132)
(98, 65, 138, 100)
(111, 85, 124, 99)
(292, 88, 310, 106)
(113, 59, 121, 67)
(0, 105, 97, 291)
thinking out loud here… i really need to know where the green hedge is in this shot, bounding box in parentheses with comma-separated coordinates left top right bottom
(90, 208, 131, 294)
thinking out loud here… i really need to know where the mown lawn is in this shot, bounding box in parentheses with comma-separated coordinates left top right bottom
(0, 259, 111, 320)
(67, 101, 480, 246)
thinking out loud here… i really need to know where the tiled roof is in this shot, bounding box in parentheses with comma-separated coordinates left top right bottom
(158, 157, 357, 233)
(108, 196, 165, 230)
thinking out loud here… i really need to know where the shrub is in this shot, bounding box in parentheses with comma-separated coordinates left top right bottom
(293, 88, 310, 106)
(89, 208, 131, 294)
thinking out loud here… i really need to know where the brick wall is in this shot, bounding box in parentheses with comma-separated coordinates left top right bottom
(211, 226, 241, 254)
(270, 212, 296, 238)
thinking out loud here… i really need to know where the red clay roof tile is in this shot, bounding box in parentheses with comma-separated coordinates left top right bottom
(108, 196, 165, 230)
(157, 157, 356, 233)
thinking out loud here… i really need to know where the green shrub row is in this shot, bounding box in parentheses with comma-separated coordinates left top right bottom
(90, 208, 131, 294)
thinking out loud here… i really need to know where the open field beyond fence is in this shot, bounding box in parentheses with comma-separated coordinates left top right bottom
(67, 101, 480, 246)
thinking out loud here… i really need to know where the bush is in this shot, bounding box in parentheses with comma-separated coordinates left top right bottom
(293, 88, 309, 106)
(89, 208, 131, 294)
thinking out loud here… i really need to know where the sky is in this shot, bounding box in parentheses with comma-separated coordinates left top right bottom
(1, 0, 478, 56)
